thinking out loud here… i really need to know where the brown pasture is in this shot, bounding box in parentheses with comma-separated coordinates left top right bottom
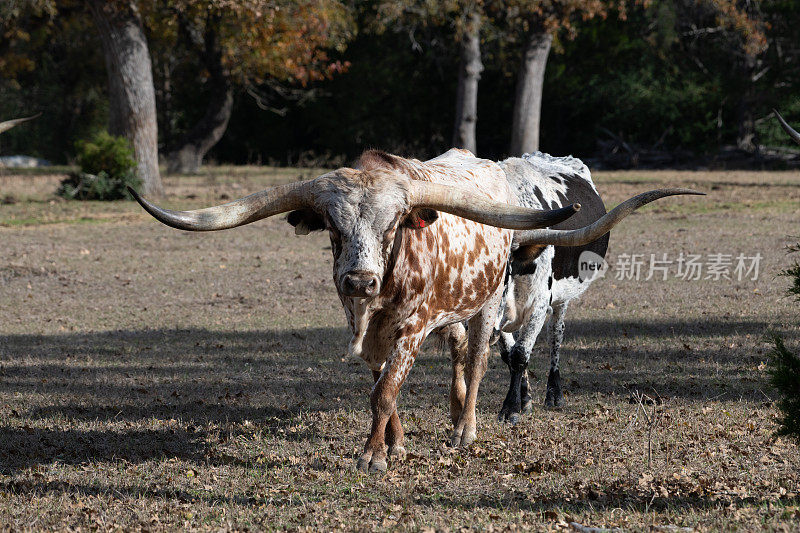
(0, 166, 798, 531)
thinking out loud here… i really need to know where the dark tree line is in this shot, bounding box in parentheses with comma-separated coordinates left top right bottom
(2, 0, 799, 178)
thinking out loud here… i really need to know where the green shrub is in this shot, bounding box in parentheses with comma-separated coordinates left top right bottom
(769, 242, 800, 441)
(770, 336, 800, 440)
(58, 132, 140, 200)
(782, 243, 800, 301)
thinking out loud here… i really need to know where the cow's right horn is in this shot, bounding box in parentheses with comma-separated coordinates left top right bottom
(774, 109, 800, 145)
(129, 181, 314, 231)
(0, 113, 41, 134)
(513, 188, 704, 247)
(408, 181, 581, 230)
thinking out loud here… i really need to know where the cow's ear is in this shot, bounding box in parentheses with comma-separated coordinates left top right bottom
(402, 208, 438, 230)
(287, 209, 325, 235)
(511, 245, 546, 275)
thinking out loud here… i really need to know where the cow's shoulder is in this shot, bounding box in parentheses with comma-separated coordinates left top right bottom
(500, 152, 610, 281)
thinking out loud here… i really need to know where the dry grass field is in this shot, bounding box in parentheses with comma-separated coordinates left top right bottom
(1, 165, 799, 531)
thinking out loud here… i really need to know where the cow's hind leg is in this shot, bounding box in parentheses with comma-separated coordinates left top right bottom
(545, 301, 568, 408)
(498, 298, 548, 424)
(451, 286, 503, 448)
(440, 323, 468, 426)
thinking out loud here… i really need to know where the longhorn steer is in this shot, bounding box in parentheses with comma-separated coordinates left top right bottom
(131, 148, 698, 472)
(494, 152, 703, 422)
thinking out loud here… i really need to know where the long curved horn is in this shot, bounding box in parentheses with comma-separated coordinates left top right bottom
(0, 113, 42, 134)
(129, 181, 314, 231)
(513, 188, 704, 247)
(774, 109, 800, 145)
(408, 181, 581, 230)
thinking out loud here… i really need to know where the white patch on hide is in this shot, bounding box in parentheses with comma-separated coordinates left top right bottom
(348, 297, 371, 360)
(521, 151, 598, 195)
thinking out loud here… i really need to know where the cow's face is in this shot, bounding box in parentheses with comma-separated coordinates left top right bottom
(288, 168, 437, 299)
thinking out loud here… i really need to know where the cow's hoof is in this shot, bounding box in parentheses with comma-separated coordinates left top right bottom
(368, 457, 387, 473)
(498, 407, 521, 425)
(356, 452, 387, 474)
(388, 444, 407, 461)
(450, 428, 461, 448)
(450, 428, 476, 448)
(544, 396, 564, 409)
(521, 398, 533, 414)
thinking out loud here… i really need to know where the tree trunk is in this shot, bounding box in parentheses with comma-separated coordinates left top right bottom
(509, 32, 553, 156)
(452, 11, 482, 154)
(166, 15, 233, 174)
(736, 52, 759, 153)
(166, 87, 233, 174)
(88, 0, 163, 196)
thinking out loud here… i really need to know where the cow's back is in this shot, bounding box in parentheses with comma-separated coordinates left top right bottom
(500, 152, 609, 281)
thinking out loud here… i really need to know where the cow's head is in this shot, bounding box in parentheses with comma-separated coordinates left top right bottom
(130, 164, 580, 300)
(285, 168, 442, 297)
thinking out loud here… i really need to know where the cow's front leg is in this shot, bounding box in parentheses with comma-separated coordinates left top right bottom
(371, 370, 406, 460)
(520, 366, 533, 414)
(498, 332, 524, 424)
(499, 299, 548, 424)
(357, 334, 422, 473)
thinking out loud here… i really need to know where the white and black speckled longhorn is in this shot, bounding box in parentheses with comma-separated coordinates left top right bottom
(494, 152, 704, 423)
(774, 109, 800, 145)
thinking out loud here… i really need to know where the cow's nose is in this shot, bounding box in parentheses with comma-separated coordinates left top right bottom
(341, 271, 380, 297)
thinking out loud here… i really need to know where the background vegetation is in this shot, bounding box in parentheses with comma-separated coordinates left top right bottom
(1, 0, 799, 170)
(56, 131, 140, 200)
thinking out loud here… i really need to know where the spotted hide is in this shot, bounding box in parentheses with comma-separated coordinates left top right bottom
(496, 152, 609, 423)
(338, 149, 514, 472)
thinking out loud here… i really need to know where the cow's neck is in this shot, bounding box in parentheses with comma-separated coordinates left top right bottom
(345, 227, 435, 367)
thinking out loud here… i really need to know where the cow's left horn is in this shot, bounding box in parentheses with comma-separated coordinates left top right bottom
(0, 113, 41, 134)
(774, 109, 800, 145)
(408, 181, 580, 230)
(129, 181, 314, 231)
(513, 188, 704, 247)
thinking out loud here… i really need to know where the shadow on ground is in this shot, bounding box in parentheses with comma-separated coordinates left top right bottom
(0, 317, 787, 473)
(418, 486, 800, 519)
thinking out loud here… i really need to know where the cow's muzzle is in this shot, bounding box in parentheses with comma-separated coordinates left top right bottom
(341, 271, 380, 298)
